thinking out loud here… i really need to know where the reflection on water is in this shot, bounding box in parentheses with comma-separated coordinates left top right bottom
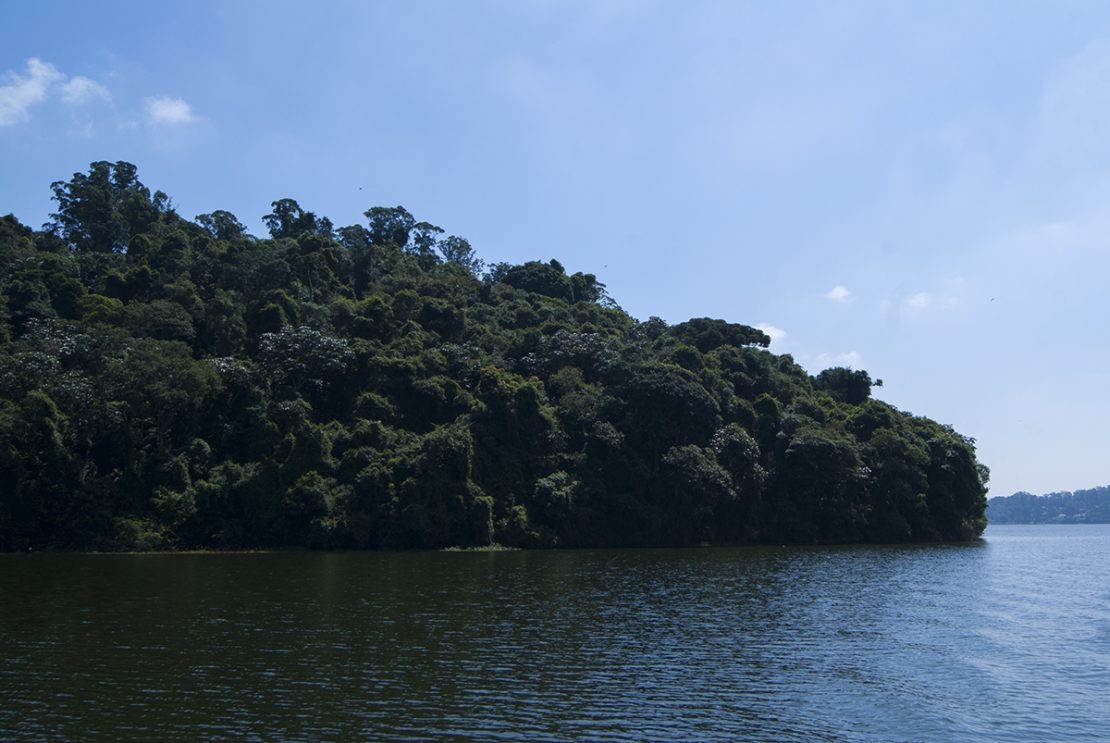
(2, 526, 1109, 741)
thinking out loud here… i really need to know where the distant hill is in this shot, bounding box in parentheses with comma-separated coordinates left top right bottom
(988, 485, 1110, 524)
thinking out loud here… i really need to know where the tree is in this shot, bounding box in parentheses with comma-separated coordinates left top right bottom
(615, 363, 721, 455)
(569, 271, 607, 304)
(257, 325, 353, 398)
(196, 210, 248, 241)
(408, 221, 443, 269)
(774, 431, 868, 543)
(0, 391, 77, 548)
(364, 206, 415, 247)
(814, 367, 875, 405)
(263, 199, 333, 239)
(497, 260, 574, 300)
(49, 161, 163, 253)
(661, 444, 735, 543)
(438, 235, 484, 276)
(667, 317, 771, 352)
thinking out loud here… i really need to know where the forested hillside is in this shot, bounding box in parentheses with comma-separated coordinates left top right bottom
(988, 486, 1110, 524)
(0, 162, 989, 550)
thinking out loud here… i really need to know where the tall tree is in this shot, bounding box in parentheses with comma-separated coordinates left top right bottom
(49, 161, 166, 253)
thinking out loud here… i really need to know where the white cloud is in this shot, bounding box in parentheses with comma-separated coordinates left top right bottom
(825, 285, 853, 302)
(905, 292, 931, 310)
(756, 323, 786, 345)
(146, 95, 195, 125)
(0, 58, 64, 126)
(816, 350, 864, 369)
(0, 58, 112, 126)
(903, 291, 961, 313)
(60, 76, 111, 105)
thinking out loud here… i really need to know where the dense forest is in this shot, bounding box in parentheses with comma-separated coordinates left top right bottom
(988, 486, 1110, 524)
(0, 162, 989, 551)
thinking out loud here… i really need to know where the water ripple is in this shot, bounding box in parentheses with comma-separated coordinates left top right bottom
(2, 526, 1110, 740)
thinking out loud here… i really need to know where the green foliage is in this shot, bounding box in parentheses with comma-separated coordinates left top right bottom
(263, 199, 333, 239)
(196, 210, 248, 241)
(814, 366, 876, 405)
(0, 161, 989, 551)
(49, 161, 166, 254)
(496, 260, 574, 301)
(667, 317, 771, 352)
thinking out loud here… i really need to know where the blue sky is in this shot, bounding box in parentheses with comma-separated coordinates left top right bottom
(3, 0, 1109, 497)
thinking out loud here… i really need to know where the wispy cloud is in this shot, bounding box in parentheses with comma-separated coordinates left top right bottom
(0, 58, 64, 126)
(146, 95, 195, 125)
(0, 57, 197, 130)
(60, 76, 111, 105)
(905, 291, 932, 310)
(0, 57, 113, 127)
(903, 291, 960, 313)
(756, 323, 786, 345)
(816, 350, 864, 369)
(825, 285, 853, 302)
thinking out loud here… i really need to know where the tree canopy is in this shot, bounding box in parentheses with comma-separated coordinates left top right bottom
(0, 162, 989, 551)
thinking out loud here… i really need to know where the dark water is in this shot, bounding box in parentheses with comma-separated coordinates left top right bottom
(2, 525, 1109, 742)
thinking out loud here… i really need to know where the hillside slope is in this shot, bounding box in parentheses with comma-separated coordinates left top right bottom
(0, 162, 989, 550)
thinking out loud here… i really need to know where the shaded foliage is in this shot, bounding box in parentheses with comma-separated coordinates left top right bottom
(0, 162, 988, 550)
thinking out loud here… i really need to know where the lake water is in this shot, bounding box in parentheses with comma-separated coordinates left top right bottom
(2, 524, 1109, 741)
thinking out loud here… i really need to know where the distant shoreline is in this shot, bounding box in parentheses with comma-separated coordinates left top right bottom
(988, 486, 1110, 524)
(988, 521, 1110, 525)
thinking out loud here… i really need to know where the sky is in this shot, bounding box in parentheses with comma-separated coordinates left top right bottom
(2, 0, 1109, 497)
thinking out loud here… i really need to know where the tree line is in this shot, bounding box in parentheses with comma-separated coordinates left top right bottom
(988, 486, 1110, 524)
(0, 161, 989, 550)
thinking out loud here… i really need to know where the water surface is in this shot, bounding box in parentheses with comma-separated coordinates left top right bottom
(2, 525, 1109, 741)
